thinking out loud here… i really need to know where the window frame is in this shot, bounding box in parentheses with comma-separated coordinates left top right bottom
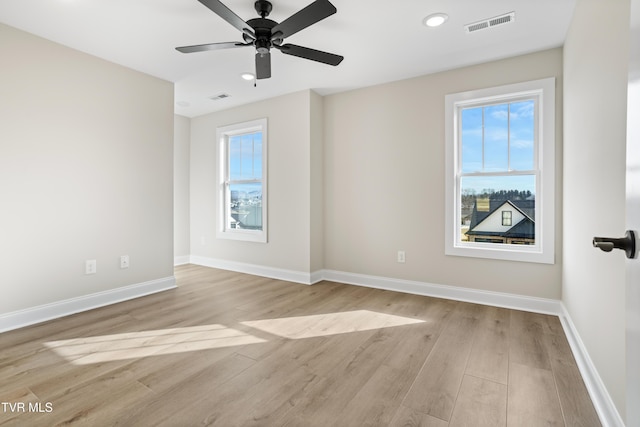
(444, 78, 555, 264)
(502, 211, 512, 227)
(216, 118, 268, 243)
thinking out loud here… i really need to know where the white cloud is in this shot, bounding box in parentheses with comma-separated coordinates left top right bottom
(490, 109, 509, 120)
(509, 101, 534, 120)
(510, 138, 534, 149)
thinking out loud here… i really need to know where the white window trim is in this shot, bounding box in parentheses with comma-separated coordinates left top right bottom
(444, 78, 555, 264)
(216, 118, 268, 243)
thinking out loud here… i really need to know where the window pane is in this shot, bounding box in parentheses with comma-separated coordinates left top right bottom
(229, 136, 242, 180)
(228, 182, 262, 230)
(460, 175, 535, 245)
(483, 104, 509, 171)
(461, 107, 483, 173)
(229, 132, 262, 180)
(253, 134, 263, 178)
(502, 211, 512, 226)
(509, 101, 535, 170)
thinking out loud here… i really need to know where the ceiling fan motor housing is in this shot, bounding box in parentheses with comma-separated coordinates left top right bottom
(247, 17, 277, 53)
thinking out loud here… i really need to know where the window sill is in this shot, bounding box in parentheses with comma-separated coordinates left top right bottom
(217, 229, 267, 243)
(445, 242, 554, 264)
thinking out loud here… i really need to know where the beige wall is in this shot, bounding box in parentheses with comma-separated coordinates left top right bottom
(563, 0, 630, 418)
(174, 115, 191, 260)
(323, 48, 564, 299)
(310, 91, 324, 273)
(0, 23, 175, 314)
(190, 90, 319, 273)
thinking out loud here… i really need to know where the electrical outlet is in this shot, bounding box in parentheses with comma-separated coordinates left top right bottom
(85, 259, 97, 275)
(120, 255, 130, 269)
(397, 251, 406, 263)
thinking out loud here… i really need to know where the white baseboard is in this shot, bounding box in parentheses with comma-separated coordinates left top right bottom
(320, 269, 563, 315)
(189, 256, 317, 285)
(174, 255, 190, 266)
(559, 304, 625, 427)
(310, 269, 324, 285)
(0, 276, 176, 333)
(187, 257, 562, 315)
(188, 257, 560, 314)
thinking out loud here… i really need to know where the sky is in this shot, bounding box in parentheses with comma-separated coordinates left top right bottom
(460, 100, 536, 195)
(228, 131, 263, 197)
(229, 131, 262, 181)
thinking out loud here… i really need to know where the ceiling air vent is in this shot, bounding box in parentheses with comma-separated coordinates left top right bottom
(209, 93, 231, 101)
(465, 12, 515, 33)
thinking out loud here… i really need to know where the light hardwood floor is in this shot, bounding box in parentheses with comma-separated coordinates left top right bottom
(0, 265, 600, 426)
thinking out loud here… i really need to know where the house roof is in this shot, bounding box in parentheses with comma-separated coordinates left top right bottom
(468, 199, 533, 228)
(466, 199, 535, 239)
(504, 217, 535, 238)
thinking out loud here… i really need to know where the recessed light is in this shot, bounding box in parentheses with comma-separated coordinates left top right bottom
(423, 13, 449, 28)
(241, 73, 255, 81)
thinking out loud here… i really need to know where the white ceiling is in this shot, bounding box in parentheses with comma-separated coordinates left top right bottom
(0, 0, 576, 117)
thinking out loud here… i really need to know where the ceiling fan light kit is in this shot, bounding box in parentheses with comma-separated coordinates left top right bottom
(177, 0, 344, 80)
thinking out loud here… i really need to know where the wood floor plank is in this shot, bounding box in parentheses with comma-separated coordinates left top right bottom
(401, 302, 483, 421)
(0, 388, 41, 426)
(465, 306, 510, 384)
(278, 327, 403, 425)
(543, 333, 601, 426)
(449, 375, 507, 427)
(337, 299, 453, 426)
(272, 283, 381, 322)
(388, 405, 449, 427)
(0, 266, 601, 426)
(113, 352, 256, 426)
(155, 340, 320, 426)
(187, 363, 320, 426)
(11, 365, 153, 426)
(507, 362, 565, 426)
(509, 310, 552, 370)
(0, 315, 140, 398)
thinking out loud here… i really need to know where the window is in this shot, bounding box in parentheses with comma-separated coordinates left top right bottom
(216, 118, 267, 242)
(502, 211, 512, 226)
(445, 78, 555, 263)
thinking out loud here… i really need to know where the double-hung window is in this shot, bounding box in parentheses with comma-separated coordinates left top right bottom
(444, 78, 555, 263)
(216, 118, 268, 242)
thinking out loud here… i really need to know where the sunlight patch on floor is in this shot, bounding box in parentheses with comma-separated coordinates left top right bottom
(44, 324, 266, 365)
(241, 310, 425, 339)
(44, 311, 425, 365)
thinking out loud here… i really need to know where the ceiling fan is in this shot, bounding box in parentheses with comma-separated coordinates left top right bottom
(176, 0, 344, 80)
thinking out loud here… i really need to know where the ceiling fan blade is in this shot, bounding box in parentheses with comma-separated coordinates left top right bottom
(277, 44, 343, 66)
(197, 0, 255, 39)
(256, 52, 271, 79)
(271, 0, 336, 39)
(176, 42, 250, 53)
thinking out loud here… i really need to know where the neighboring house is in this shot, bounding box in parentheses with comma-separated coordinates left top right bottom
(466, 199, 535, 244)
